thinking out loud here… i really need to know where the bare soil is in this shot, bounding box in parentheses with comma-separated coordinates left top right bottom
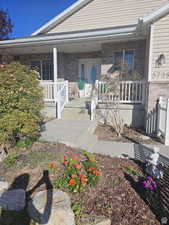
(0, 142, 167, 225)
(94, 124, 163, 145)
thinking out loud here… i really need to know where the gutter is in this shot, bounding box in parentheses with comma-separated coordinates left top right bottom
(139, 2, 169, 25)
(0, 26, 137, 47)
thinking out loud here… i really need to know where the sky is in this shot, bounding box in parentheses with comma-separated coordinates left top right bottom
(0, 0, 77, 38)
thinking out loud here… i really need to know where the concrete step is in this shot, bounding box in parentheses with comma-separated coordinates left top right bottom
(62, 107, 90, 120)
(65, 97, 90, 108)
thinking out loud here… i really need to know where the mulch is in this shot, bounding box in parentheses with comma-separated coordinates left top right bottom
(94, 123, 163, 145)
(0, 142, 168, 225)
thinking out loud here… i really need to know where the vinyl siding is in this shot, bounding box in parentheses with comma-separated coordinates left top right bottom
(152, 13, 169, 77)
(48, 0, 168, 34)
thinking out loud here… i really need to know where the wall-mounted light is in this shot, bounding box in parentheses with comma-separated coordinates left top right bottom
(156, 54, 166, 68)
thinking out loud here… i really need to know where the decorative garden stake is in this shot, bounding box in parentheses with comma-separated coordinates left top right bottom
(161, 217, 168, 225)
(146, 147, 163, 179)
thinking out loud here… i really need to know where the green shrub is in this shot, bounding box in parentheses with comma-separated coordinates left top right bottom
(0, 61, 43, 147)
(4, 152, 19, 168)
(16, 137, 35, 148)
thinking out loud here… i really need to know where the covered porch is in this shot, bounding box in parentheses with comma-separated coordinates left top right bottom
(0, 28, 148, 120)
(15, 40, 147, 101)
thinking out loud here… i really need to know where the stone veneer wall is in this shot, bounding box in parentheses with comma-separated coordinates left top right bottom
(16, 40, 146, 81)
(17, 52, 102, 81)
(101, 40, 146, 79)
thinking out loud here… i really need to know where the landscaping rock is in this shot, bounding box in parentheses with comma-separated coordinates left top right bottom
(0, 146, 7, 162)
(139, 135, 150, 140)
(0, 181, 8, 192)
(0, 189, 26, 211)
(81, 215, 111, 225)
(27, 189, 75, 225)
(118, 154, 129, 159)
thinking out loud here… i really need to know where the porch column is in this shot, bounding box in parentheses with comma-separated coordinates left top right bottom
(53, 47, 58, 82)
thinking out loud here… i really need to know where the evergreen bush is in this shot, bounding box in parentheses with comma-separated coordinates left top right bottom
(0, 61, 43, 147)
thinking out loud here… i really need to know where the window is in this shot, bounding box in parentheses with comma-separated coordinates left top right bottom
(30, 60, 53, 81)
(42, 60, 53, 80)
(114, 50, 134, 71)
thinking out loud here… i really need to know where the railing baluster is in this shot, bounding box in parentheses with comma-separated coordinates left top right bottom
(135, 83, 138, 102)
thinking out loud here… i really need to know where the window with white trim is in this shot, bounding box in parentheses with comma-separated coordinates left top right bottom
(114, 50, 135, 71)
(30, 60, 53, 81)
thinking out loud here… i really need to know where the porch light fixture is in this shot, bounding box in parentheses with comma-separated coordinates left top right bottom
(156, 54, 166, 67)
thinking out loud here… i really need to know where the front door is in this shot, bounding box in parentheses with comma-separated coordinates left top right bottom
(79, 58, 101, 84)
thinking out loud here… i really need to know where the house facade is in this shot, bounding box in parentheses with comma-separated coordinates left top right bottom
(1, 0, 169, 127)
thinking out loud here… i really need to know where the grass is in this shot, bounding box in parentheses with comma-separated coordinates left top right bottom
(26, 151, 56, 168)
(71, 202, 83, 225)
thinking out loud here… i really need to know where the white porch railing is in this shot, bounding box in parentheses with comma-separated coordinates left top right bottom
(96, 80, 145, 104)
(40, 81, 54, 101)
(55, 81, 68, 119)
(40, 80, 68, 119)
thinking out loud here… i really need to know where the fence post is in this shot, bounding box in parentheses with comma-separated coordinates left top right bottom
(156, 96, 162, 137)
(56, 100, 61, 119)
(165, 99, 169, 145)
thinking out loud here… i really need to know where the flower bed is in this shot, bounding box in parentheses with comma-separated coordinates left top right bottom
(0, 142, 168, 225)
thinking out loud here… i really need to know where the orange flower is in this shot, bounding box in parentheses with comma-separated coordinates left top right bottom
(80, 177, 88, 183)
(73, 164, 81, 170)
(63, 160, 68, 166)
(72, 156, 79, 161)
(69, 178, 76, 186)
(88, 167, 96, 171)
(93, 170, 101, 176)
(79, 174, 86, 178)
(71, 174, 78, 178)
(48, 162, 56, 169)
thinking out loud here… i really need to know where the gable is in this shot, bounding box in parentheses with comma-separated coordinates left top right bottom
(47, 0, 168, 34)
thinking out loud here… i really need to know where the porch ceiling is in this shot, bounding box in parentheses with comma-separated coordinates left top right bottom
(0, 35, 146, 56)
(1, 41, 102, 55)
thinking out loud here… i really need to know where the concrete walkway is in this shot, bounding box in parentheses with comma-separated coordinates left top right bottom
(41, 119, 169, 165)
(41, 119, 97, 150)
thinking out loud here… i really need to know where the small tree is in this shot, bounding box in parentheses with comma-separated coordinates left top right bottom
(0, 10, 13, 40)
(0, 62, 44, 149)
(97, 62, 142, 137)
(99, 71, 124, 137)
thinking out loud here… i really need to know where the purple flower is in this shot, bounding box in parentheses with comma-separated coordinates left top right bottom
(147, 176, 153, 181)
(142, 176, 158, 192)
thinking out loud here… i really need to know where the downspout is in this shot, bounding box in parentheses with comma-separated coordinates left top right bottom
(145, 24, 154, 130)
(148, 24, 154, 82)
